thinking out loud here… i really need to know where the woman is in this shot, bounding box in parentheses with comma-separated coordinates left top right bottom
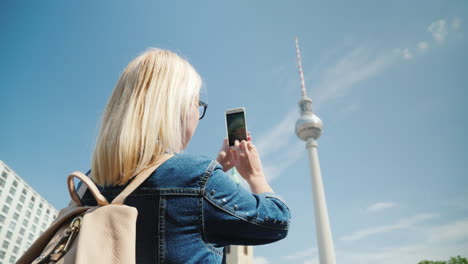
(80, 48, 291, 263)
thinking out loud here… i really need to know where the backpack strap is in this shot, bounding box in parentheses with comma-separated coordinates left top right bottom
(112, 154, 173, 205)
(68, 171, 110, 206)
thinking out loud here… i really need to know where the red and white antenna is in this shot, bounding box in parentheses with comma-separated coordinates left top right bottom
(295, 37, 307, 97)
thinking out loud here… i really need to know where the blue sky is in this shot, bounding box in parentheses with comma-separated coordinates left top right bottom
(1, 1, 467, 263)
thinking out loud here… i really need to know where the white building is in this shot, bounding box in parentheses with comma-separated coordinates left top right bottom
(0, 160, 58, 264)
(225, 245, 253, 264)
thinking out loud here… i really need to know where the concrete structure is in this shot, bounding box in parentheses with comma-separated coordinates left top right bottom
(225, 245, 253, 264)
(0, 160, 58, 264)
(294, 37, 337, 264)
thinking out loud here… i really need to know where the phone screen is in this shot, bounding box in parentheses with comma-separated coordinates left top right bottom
(226, 111, 247, 146)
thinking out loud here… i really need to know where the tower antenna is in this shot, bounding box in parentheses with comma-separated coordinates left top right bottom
(295, 37, 307, 98)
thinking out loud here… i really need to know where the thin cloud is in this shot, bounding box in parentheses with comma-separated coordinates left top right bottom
(333, 241, 468, 264)
(256, 108, 297, 158)
(452, 17, 462, 30)
(340, 213, 437, 241)
(262, 140, 304, 181)
(428, 19, 448, 42)
(288, 218, 468, 264)
(426, 218, 468, 243)
(367, 202, 397, 212)
(313, 47, 395, 107)
(253, 256, 270, 264)
(283, 247, 317, 260)
(417, 41, 429, 52)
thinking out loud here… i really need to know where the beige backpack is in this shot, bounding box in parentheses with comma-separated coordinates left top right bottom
(17, 155, 172, 264)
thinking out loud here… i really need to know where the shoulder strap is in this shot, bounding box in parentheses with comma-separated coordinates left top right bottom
(67, 171, 109, 206)
(112, 154, 173, 205)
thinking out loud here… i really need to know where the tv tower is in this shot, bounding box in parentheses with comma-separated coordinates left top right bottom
(294, 37, 337, 264)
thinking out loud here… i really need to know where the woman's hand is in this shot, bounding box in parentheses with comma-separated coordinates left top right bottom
(230, 136, 273, 194)
(216, 133, 252, 172)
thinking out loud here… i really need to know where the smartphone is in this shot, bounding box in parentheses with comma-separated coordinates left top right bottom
(225, 107, 247, 146)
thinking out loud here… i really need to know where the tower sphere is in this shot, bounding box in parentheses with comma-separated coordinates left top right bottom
(295, 112, 323, 141)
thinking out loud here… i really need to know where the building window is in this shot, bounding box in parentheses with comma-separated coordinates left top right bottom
(34, 217, 39, 223)
(22, 188, 27, 195)
(9, 187, 16, 196)
(0, 250, 5, 259)
(2, 241, 9, 250)
(12, 180, 18, 188)
(32, 224, 37, 233)
(0, 178, 5, 187)
(46, 209, 50, 215)
(10, 255, 16, 263)
(42, 222, 47, 229)
(28, 233, 34, 241)
(22, 218, 28, 227)
(0, 214, 5, 224)
(2, 205, 9, 214)
(6, 196, 13, 205)
(16, 237, 22, 245)
(8, 221, 16, 231)
(13, 246, 19, 254)
(44, 214, 49, 221)
(28, 202, 33, 210)
(1, 171, 7, 179)
(26, 210, 31, 218)
(19, 195, 25, 203)
(6, 231, 13, 239)
(37, 209, 42, 216)
(31, 196, 36, 202)
(19, 227, 25, 236)
(13, 212, 19, 221)
(16, 203, 22, 212)
(39, 203, 43, 209)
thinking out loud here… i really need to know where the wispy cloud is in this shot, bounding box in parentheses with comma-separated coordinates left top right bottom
(366, 202, 397, 212)
(417, 41, 429, 52)
(293, 217, 468, 264)
(395, 17, 461, 60)
(426, 218, 468, 243)
(452, 17, 462, 30)
(256, 109, 297, 158)
(428, 19, 449, 42)
(313, 47, 395, 108)
(340, 213, 437, 241)
(333, 241, 468, 264)
(283, 247, 317, 260)
(253, 256, 270, 264)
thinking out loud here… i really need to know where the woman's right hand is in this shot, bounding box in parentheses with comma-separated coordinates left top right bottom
(231, 139, 273, 194)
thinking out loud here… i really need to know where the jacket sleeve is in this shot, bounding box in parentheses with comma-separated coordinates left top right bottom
(201, 163, 291, 246)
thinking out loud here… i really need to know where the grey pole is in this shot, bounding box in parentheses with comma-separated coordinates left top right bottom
(295, 38, 337, 264)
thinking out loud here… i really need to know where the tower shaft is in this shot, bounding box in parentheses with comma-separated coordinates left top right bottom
(306, 138, 336, 264)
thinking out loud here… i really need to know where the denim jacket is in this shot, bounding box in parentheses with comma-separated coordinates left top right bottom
(80, 153, 291, 263)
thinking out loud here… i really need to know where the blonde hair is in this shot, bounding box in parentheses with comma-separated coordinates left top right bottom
(90, 48, 202, 186)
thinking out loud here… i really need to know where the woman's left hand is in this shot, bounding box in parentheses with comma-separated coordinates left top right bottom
(216, 138, 235, 172)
